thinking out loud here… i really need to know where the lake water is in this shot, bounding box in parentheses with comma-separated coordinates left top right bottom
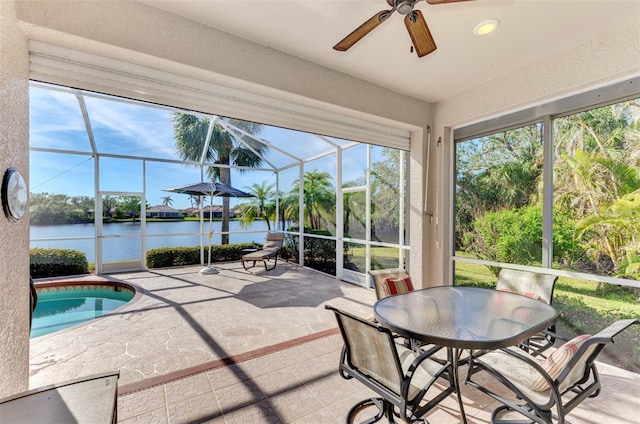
(30, 220, 277, 263)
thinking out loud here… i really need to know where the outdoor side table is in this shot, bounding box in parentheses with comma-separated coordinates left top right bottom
(0, 371, 119, 423)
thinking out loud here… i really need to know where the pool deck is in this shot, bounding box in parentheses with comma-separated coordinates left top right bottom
(29, 262, 376, 391)
(28, 263, 640, 423)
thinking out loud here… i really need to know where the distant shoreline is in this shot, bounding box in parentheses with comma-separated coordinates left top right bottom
(30, 217, 243, 226)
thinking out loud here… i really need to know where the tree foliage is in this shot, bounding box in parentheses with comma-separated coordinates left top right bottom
(30, 192, 94, 225)
(370, 149, 404, 241)
(457, 99, 640, 280)
(293, 170, 335, 231)
(172, 113, 267, 243)
(465, 204, 581, 276)
(30, 192, 151, 224)
(236, 181, 276, 231)
(455, 124, 543, 247)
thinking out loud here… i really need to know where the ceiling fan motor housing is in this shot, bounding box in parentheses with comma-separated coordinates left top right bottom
(396, 0, 417, 15)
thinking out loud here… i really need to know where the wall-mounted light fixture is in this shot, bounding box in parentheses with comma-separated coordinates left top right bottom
(2, 168, 27, 222)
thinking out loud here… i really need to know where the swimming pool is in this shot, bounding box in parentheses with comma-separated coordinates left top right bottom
(30, 282, 135, 338)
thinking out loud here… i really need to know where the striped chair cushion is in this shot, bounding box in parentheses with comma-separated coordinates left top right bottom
(382, 276, 414, 297)
(530, 334, 591, 391)
(499, 287, 543, 301)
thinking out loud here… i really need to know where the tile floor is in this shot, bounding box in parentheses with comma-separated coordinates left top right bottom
(116, 331, 640, 424)
(29, 263, 640, 423)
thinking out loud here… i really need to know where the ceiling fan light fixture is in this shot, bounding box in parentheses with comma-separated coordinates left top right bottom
(474, 18, 499, 36)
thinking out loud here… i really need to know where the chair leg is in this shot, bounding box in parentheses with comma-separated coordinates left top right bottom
(346, 398, 387, 424)
(242, 259, 257, 271)
(264, 255, 278, 271)
(492, 404, 549, 424)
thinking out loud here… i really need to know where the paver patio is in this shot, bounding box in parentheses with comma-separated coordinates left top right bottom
(28, 262, 640, 423)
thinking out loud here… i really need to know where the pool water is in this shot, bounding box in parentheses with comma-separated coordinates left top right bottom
(30, 286, 134, 338)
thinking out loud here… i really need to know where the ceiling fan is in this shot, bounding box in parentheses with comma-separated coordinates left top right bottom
(333, 0, 471, 57)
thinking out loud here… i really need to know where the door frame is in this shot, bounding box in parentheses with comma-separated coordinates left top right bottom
(96, 191, 146, 274)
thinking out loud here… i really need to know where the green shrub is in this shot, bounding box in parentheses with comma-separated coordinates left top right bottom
(146, 243, 260, 268)
(30, 248, 89, 278)
(280, 229, 337, 274)
(465, 204, 582, 275)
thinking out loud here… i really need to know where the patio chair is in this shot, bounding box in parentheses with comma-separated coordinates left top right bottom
(368, 268, 424, 349)
(241, 232, 285, 271)
(326, 305, 454, 424)
(465, 318, 639, 424)
(368, 268, 415, 301)
(368, 268, 448, 358)
(496, 269, 559, 356)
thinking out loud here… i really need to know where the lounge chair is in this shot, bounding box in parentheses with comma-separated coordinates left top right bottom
(241, 232, 285, 271)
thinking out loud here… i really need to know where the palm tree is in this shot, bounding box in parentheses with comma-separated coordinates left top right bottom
(553, 102, 640, 278)
(278, 189, 298, 231)
(293, 170, 335, 230)
(161, 196, 173, 207)
(237, 181, 275, 230)
(173, 113, 267, 244)
(102, 195, 118, 219)
(188, 195, 201, 210)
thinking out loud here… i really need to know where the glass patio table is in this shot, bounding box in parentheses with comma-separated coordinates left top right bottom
(373, 285, 557, 424)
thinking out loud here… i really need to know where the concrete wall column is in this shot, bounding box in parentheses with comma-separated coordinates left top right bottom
(0, 0, 31, 397)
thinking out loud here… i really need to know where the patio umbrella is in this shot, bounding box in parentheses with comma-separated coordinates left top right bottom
(163, 181, 254, 275)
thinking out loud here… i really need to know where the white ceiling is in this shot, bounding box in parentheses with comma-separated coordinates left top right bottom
(140, 0, 640, 104)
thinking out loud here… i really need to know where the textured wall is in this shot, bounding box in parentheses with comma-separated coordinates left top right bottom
(425, 22, 640, 285)
(0, 0, 31, 397)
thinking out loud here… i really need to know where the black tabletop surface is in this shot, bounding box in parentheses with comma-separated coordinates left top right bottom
(373, 286, 557, 350)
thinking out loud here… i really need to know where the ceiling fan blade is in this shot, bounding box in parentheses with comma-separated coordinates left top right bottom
(425, 0, 473, 4)
(404, 10, 436, 57)
(333, 10, 392, 52)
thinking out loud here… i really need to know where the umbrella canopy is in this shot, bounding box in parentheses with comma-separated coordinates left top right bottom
(163, 181, 254, 275)
(163, 181, 254, 198)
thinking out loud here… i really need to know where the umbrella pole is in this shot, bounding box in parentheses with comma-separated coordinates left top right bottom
(200, 193, 219, 275)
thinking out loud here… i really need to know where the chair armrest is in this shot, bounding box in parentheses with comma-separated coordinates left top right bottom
(590, 318, 639, 343)
(404, 345, 452, 386)
(541, 328, 568, 342)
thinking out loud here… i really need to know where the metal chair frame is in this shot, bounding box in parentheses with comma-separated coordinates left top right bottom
(465, 319, 639, 424)
(327, 305, 454, 423)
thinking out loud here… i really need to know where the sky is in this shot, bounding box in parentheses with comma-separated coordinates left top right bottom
(29, 83, 390, 210)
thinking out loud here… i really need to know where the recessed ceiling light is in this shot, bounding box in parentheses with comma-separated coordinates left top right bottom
(474, 19, 499, 36)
